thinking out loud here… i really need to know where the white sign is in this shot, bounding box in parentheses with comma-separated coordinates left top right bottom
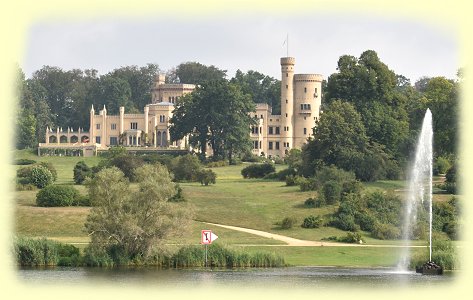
(201, 230, 218, 244)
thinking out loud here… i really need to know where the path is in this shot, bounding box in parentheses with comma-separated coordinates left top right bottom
(202, 222, 426, 248)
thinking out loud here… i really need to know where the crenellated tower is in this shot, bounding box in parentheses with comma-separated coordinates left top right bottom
(280, 57, 295, 156)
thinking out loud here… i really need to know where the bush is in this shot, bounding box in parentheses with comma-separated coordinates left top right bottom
(304, 197, 325, 208)
(301, 215, 324, 228)
(196, 169, 217, 186)
(315, 165, 356, 188)
(36, 185, 81, 207)
(434, 156, 451, 175)
(241, 153, 263, 163)
(285, 174, 298, 186)
(14, 158, 36, 165)
(14, 237, 59, 266)
(110, 155, 144, 182)
(322, 180, 342, 204)
(296, 176, 318, 191)
(16, 166, 33, 180)
(169, 184, 186, 202)
(206, 160, 228, 168)
(329, 213, 358, 231)
(262, 172, 279, 180)
(371, 222, 401, 240)
(355, 210, 376, 231)
(73, 161, 92, 184)
(280, 216, 297, 229)
(73, 194, 91, 206)
(338, 232, 363, 243)
(276, 168, 296, 181)
(171, 154, 202, 181)
(28, 166, 54, 188)
(39, 162, 57, 181)
(241, 163, 275, 178)
(16, 183, 36, 191)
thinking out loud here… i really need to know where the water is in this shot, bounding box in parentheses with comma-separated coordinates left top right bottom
(399, 109, 433, 270)
(17, 266, 454, 288)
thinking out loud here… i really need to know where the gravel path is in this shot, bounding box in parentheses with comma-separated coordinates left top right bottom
(202, 222, 426, 248)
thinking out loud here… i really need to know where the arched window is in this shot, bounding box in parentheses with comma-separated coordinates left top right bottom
(60, 135, 68, 143)
(157, 131, 162, 146)
(70, 135, 79, 143)
(162, 131, 167, 146)
(49, 136, 57, 143)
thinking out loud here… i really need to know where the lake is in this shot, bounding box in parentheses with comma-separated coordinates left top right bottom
(17, 266, 455, 289)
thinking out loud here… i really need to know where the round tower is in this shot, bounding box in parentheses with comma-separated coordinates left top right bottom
(293, 74, 323, 148)
(280, 57, 295, 156)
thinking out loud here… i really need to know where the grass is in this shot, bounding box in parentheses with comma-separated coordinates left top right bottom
(12, 151, 460, 267)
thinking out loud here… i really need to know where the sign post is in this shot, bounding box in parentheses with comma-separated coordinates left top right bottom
(201, 230, 218, 267)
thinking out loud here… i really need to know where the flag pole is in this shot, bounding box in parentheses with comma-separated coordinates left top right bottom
(287, 33, 289, 57)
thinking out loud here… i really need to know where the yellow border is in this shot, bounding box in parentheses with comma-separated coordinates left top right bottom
(1, 0, 471, 299)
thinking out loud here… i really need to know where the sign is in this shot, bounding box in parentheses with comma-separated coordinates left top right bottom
(201, 230, 218, 244)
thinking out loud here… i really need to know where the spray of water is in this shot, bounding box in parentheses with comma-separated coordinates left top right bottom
(398, 109, 433, 270)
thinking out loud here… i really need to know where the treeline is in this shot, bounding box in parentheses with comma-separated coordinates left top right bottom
(15, 62, 280, 150)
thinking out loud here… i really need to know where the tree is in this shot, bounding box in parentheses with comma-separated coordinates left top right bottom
(169, 80, 256, 163)
(73, 161, 92, 184)
(325, 50, 410, 158)
(196, 169, 217, 186)
(85, 166, 192, 262)
(98, 75, 133, 114)
(230, 70, 281, 114)
(28, 165, 54, 188)
(167, 62, 226, 84)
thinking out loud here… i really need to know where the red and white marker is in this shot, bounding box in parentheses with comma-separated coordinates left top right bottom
(201, 230, 218, 244)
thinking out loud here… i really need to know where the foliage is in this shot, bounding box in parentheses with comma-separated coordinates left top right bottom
(167, 61, 226, 85)
(39, 161, 58, 181)
(85, 165, 193, 263)
(206, 160, 228, 168)
(410, 239, 458, 270)
(73, 160, 92, 184)
(301, 215, 324, 228)
(322, 180, 342, 205)
(241, 163, 276, 179)
(36, 185, 81, 207)
(276, 168, 296, 181)
(168, 184, 186, 202)
(338, 232, 363, 244)
(230, 69, 281, 114)
(438, 164, 457, 194)
(304, 197, 325, 208)
(14, 158, 36, 165)
(14, 236, 81, 267)
(285, 174, 298, 186)
(170, 154, 203, 182)
(280, 216, 297, 229)
(433, 156, 451, 175)
(109, 155, 145, 182)
(371, 222, 401, 240)
(170, 80, 256, 163)
(28, 165, 54, 188)
(196, 169, 217, 186)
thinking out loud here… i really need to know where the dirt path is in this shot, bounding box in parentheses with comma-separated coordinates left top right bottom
(202, 222, 426, 248)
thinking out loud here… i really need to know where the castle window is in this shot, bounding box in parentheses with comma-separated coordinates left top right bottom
(304, 87, 307, 93)
(304, 117, 306, 120)
(111, 123, 117, 130)
(269, 142, 273, 150)
(259, 141, 262, 149)
(95, 136, 101, 144)
(301, 104, 304, 110)
(287, 143, 290, 147)
(270, 119, 272, 122)
(286, 99, 288, 104)
(260, 114, 263, 119)
(275, 142, 280, 150)
(96, 124, 100, 130)
(260, 127, 262, 134)
(110, 137, 118, 145)
(308, 104, 311, 110)
(269, 126, 273, 135)
(131, 122, 138, 130)
(286, 73, 288, 77)
(304, 128, 307, 135)
(286, 85, 288, 89)
(275, 127, 280, 134)
(285, 113, 288, 117)
(254, 141, 258, 149)
(169, 96, 172, 102)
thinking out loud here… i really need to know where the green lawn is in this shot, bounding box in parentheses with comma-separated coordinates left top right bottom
(12, 151, 458, 266)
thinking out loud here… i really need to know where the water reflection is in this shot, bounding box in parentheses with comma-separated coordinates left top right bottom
(17, 267, 454, 288)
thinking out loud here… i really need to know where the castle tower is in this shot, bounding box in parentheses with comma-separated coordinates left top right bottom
(119, 106, 125, 134)
(101, 105, 107, 145)
(280, 57, 295, 156)
(293, 74, 323, 148)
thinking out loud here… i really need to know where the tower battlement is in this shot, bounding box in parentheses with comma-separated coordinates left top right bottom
(294, 74, 323, 82)
(280, 57, 296, 65)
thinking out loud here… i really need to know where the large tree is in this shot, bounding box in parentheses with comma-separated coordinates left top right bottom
(166, 62, 227, 85)
(230, 70, 281, 114)
(325, 50, 410, 159)
(169, 79, 255, 162)
(85, 165, 192, 262)
(302, 100, 396, 181)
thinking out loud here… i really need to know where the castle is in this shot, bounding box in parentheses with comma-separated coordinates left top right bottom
(38, 57, 323, 157)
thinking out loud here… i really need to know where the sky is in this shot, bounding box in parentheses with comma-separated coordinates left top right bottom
(22, 13, 458, 84)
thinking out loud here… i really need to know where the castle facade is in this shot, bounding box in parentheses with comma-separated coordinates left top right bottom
(39, 57, 322, 157)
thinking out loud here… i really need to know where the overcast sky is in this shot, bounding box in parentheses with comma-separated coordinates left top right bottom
(22, 13, 458, 84)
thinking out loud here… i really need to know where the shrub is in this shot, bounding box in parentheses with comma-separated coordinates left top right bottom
(330, 213, 358, 231)
(285, 174, 298, 186)
(169, 184, 186, 202)
(28, 166, 54, 188)
(14, 158, 36, 165)
(280, 216, 297, 229)
(73, 161, 92, 184)
(110, 155, 144, 182)
(371, 222, 401, 240)
(16, 166, 33, 180)
(39, 162, 58, 181)
(36, 185, 81, 207)
(322, 180, 342, 204)
(304, 197, 325, 208)
(338, 232, 363, 244)
(341, 180, 363, 199)
(262, 172, 278, 180)
(434, 156, 451, 175)
(73, 194, 91, 206)
(14, 237, 59, 266)
(16, 183, 36, 191)
(276, 168, 296, 181)
(241, 153, 263, 163)
(315, 165, 356, 188)
(196, 169, 217, 186)
(241, 163, 275, 178)
(355, 210, 376, 231)
(206, 160, 228, 168)
(301, 215, 324, 228)
(296, 176, 317, 191)
(171, 154, 202, 181)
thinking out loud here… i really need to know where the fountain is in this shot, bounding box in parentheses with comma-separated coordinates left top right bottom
(398, 109, 442, 275)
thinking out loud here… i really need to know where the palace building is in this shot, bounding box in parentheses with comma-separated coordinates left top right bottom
(38, 57, 322, 157)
